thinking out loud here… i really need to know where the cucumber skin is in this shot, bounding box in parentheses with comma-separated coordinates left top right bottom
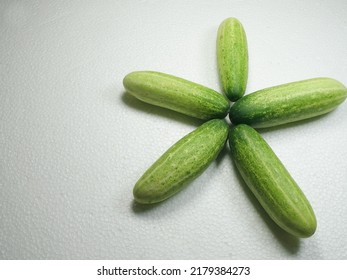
(133, 119, 229, 204)
(229, 124, 317, 238)
(229, 78, 347, 128)
(123, 71, 230, 120)
(217, 17, 248, 102)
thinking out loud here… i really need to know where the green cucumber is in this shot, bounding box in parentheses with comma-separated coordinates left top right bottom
(217, 17, 248, 101)
(229, 124, 317, 238)
(229, 77, 347, 128)
(123, 71, 230, 120)
(133, 119, 229, 204)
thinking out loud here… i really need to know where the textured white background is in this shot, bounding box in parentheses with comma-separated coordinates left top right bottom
(1, 0, 347, 259)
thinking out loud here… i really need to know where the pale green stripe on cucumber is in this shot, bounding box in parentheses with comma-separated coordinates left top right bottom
(133, 119, 229, 204)
(229, 77, 347, 128)
(229, 124, 317, 238)
(217, 17, 248, 101)
(123, 71, 230, 120)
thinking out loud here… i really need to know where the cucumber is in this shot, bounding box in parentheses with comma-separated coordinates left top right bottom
(229, 77, 347, 128)
(123, 71, 230, 120)
(133, 119, 229, 204)
(217, 17, 248, 101)
(229, 124, 317, 238)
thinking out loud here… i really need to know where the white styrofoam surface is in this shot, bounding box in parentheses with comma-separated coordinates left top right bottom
(1, 0, 346, 259)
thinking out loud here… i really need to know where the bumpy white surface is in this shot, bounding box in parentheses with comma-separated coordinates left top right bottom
(1, 0, 346, 260)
